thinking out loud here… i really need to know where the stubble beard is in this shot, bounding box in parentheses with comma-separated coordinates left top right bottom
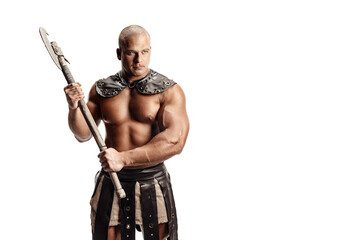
(131, 66, 148, 77)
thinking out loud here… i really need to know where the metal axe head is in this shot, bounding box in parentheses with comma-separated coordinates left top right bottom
(39, 27, 61, 69)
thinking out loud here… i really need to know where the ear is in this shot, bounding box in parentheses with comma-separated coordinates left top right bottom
(116, 48, 121, 60)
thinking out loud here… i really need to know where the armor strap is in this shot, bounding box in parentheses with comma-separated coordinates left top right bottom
(120, 182, 136, 240)
(158, 174, 178, 240)
(139, 180, 160, 240)
(93, 175, 114, 240)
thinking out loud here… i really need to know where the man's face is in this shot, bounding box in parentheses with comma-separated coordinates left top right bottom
(118, 34, 151, 79)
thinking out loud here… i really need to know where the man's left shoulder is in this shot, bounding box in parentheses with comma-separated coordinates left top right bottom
(136, 70, 177, 95)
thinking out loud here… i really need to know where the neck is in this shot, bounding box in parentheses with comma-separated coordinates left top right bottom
(121, 69, 150, 82)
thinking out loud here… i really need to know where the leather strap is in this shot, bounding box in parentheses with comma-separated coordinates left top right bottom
(139, 180, 160, 240)
(120, 182, 136, 240)
(93, 175, 114, 240)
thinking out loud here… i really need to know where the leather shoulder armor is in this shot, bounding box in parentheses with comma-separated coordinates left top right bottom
(95, 70, 176, 98)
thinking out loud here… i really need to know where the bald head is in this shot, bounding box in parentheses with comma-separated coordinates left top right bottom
(116, 25, 152, 80)
(118, 25, 150, 49)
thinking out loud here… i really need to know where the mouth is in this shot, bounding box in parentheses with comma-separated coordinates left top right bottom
(133, 65, 145, 70)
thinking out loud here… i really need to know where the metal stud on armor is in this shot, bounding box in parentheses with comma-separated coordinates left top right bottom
(95, 69, 176, 97)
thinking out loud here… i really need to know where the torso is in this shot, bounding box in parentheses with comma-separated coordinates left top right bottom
(93, 86, 164, 169)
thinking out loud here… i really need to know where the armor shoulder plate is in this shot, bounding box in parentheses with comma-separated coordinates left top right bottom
(95, 70, 176, 98)
(95, 72, 127, 98)
(135, 70, 176, 95)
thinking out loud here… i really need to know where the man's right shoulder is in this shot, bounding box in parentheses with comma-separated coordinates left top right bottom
(94, 71, 128, 98)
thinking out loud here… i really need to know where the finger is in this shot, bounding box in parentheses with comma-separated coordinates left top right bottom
(64, 83, 77, 91)
(72, 94, 85, 102)
(68, 82, 82, 88)
(65, 90, 85, 102)
(98, 151, 105, 160)
(65, 86, 83, 95)
(64, 90, 81, 99)
(64, 83, 82, 93)
(101, 161, 110, 172)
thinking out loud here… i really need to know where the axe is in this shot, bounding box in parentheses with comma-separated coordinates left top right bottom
(39, 27, 126, 199)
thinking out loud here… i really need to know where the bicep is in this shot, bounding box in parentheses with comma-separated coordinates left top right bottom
(87, 84, 102, 126)
(158, 85, 189, 137)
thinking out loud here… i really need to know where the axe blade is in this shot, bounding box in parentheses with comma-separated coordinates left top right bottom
(39, 27, 61, 70)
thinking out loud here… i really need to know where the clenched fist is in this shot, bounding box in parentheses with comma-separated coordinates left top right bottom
(64, 82, 85, 110)
(98, 148, 126, 172)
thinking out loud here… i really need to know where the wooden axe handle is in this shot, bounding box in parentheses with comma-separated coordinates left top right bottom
(57, 48, 126, 199)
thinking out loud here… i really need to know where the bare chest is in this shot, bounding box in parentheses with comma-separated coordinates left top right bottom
(98, 88, 161, 124)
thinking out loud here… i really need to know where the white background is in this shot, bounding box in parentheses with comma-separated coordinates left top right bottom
(1, 0, 360, 239)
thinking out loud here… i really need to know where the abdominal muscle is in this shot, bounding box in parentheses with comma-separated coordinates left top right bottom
(104, 120, 160, 169)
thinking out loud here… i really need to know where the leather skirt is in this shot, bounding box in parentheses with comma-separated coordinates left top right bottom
(91, 163, 178, 240)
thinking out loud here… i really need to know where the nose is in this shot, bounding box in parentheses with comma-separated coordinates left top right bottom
(135, 53, 143, 63)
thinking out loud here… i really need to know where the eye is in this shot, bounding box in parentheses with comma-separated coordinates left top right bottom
(142, 50, 149, 54)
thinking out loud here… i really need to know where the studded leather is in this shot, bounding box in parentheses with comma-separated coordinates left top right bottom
(95, 69, 176, 97)
(92, 163, 178, 240)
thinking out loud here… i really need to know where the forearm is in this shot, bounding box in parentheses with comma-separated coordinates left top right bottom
(124, 130, 186, 167)
(68, 108, 92, 142)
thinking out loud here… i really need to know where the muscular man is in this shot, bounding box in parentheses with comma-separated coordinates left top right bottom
(64, 25, 189, 240)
